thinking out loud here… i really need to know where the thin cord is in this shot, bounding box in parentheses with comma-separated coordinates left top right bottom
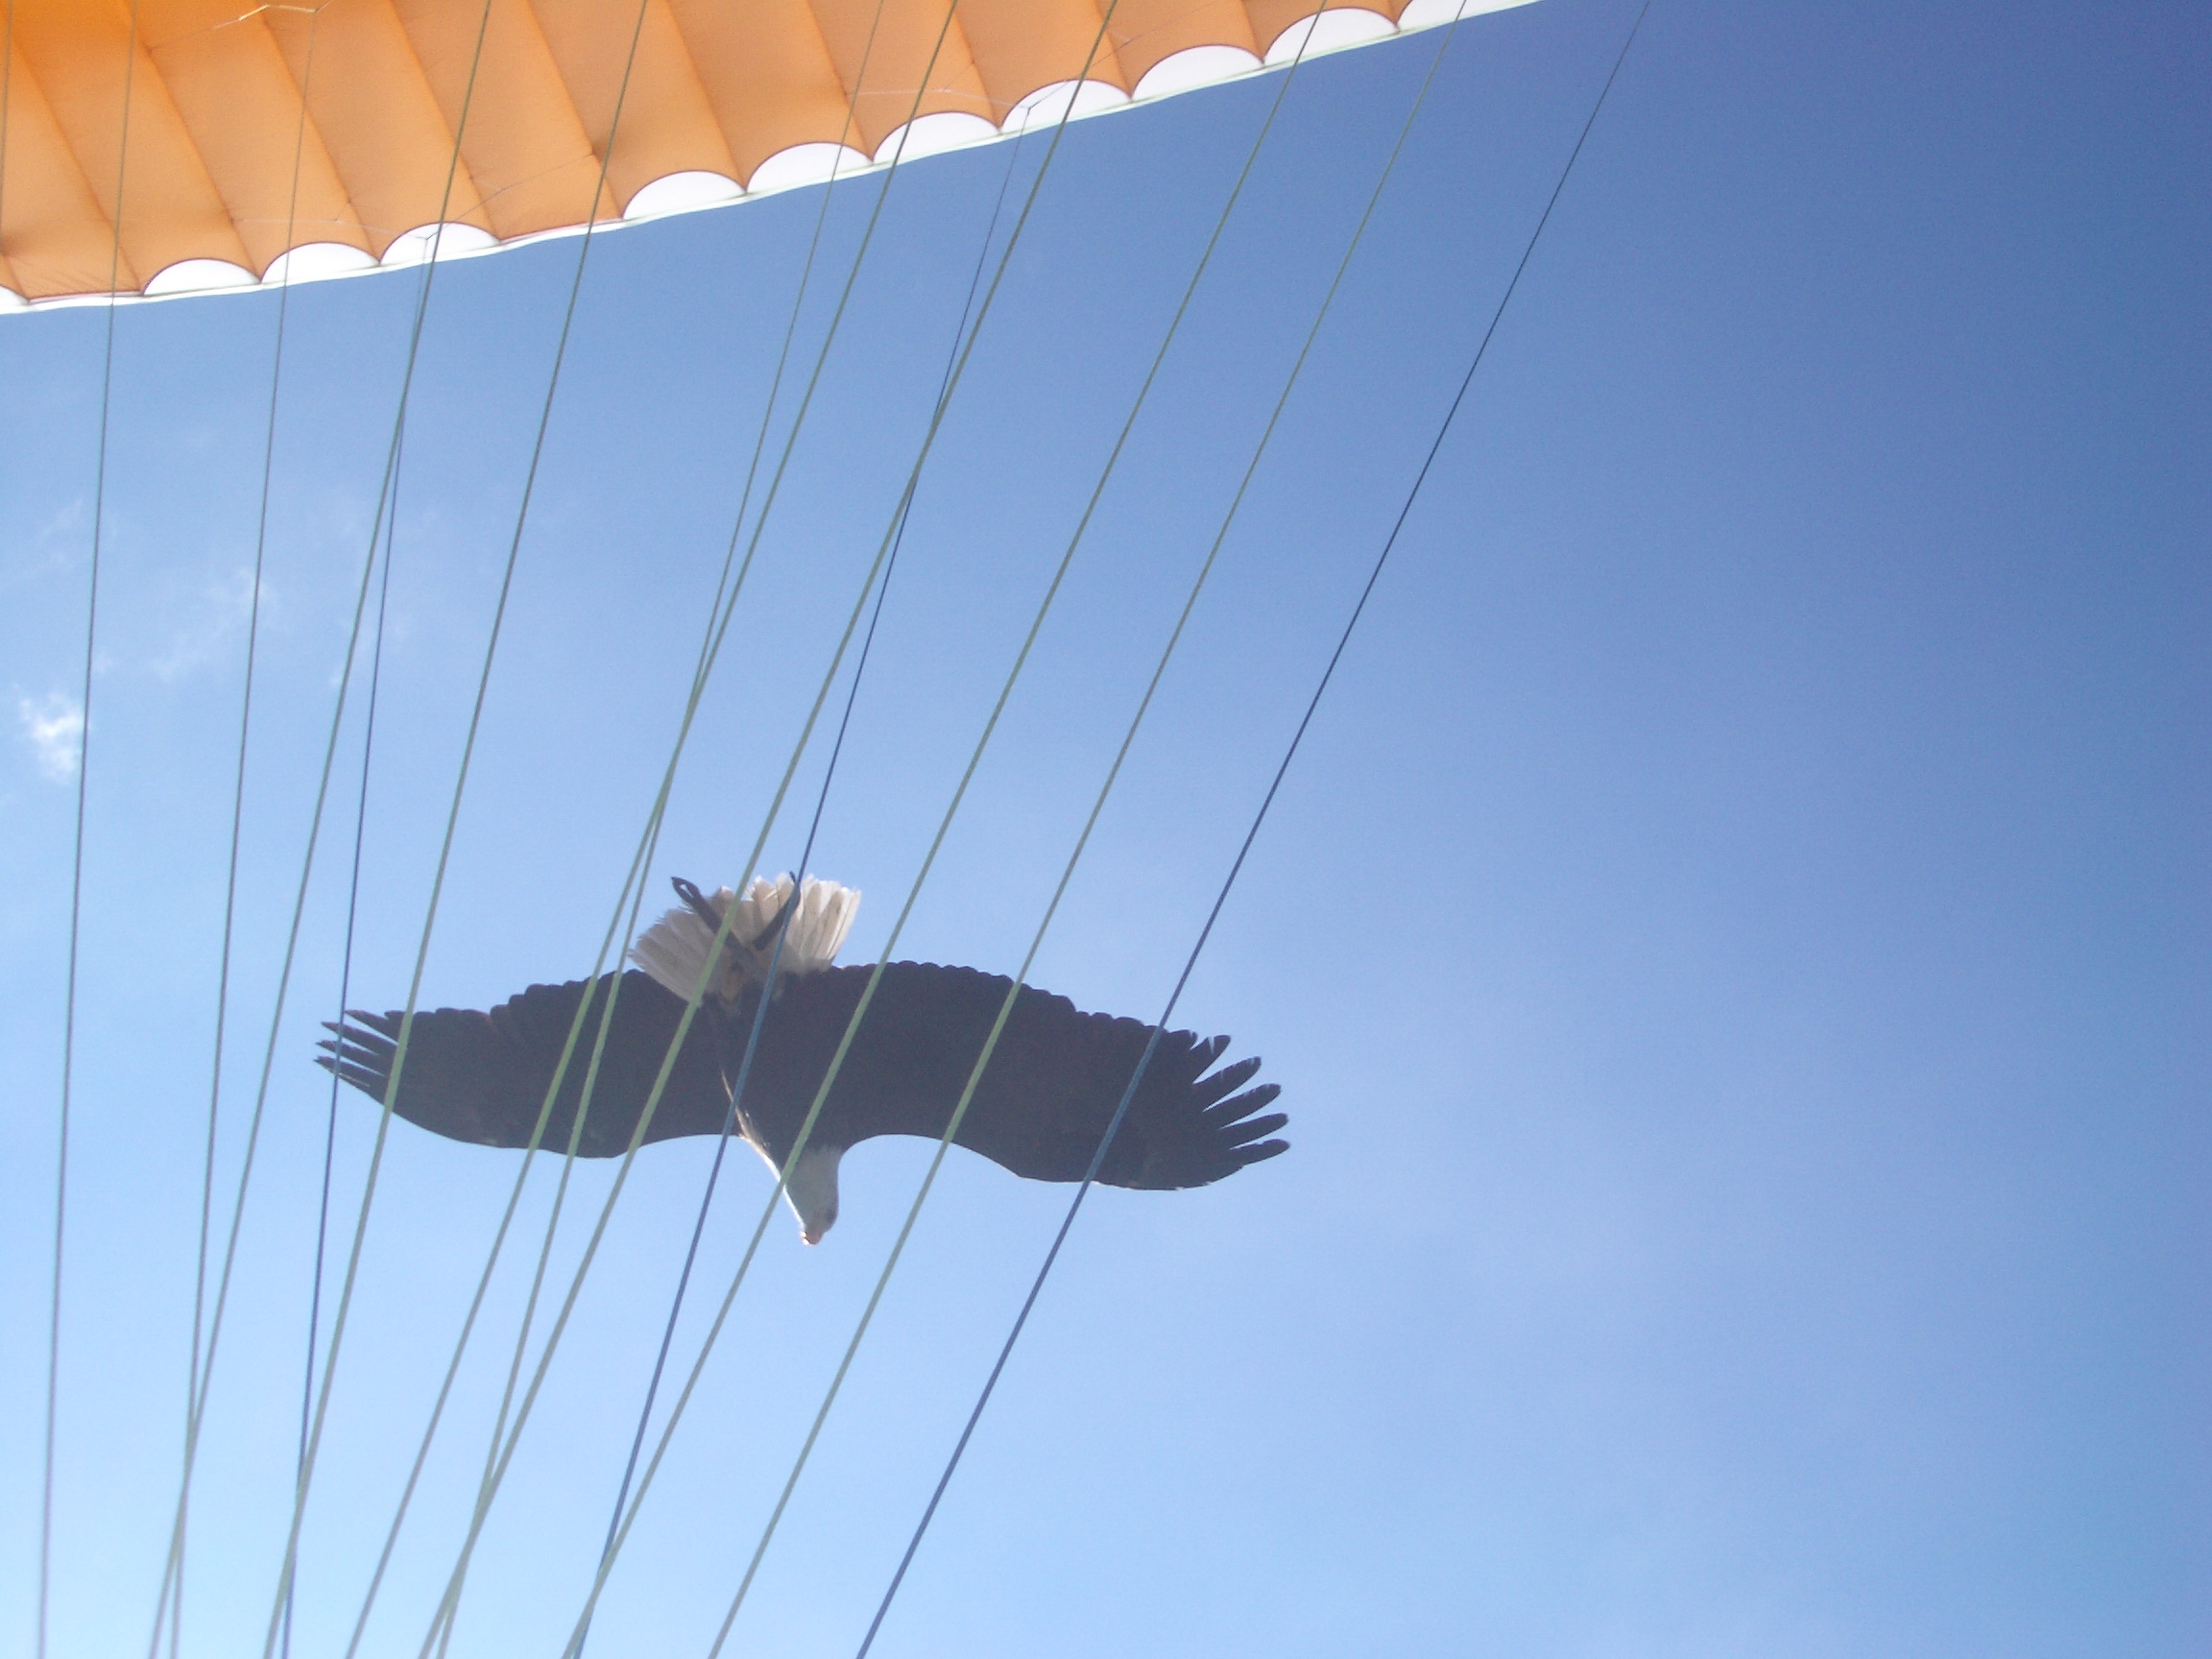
(259, 0, 663, 1647)
(557, 130, 1030, 1659)
(824, 27, 1472, 1643)
(697, 19, 1340, 1650)
(689, 12, 894, 690)
(283, 415, 402, 1659)
(598, 117, 1020, 1572)
(415, 9, 1142, 1646)
(393, 6, 1028, 1647)
(331, 49, 934, 1632)
(594, 0, 941, 1551)
(333, 839, 665, 1659)
(138, 0, 507, 1647)
(349, 0, 999, 1645)
(854, 8, 1653, 1648)
(43, 7, 141, 1655)
(566, 561, 866, 1659)
(536, 11, 1162, 1639)
(552, 1, 1399, 1629)
(325, 116, 878, 1646)
(440, 66, 927, 1574)
(180, 15, 325, 1657)
(390, 0, 943, 1637)
(456, 7, 921, 1654)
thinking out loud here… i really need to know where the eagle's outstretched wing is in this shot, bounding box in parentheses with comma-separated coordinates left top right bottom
(318, 970, 728, 1158)
(754, 963, 1288, 1190)
(321, 962, 1288, 1191)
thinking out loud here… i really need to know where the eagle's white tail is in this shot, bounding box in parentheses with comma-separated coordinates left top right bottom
(734, 874, 861, 974)
(629, 875, 860, 1003)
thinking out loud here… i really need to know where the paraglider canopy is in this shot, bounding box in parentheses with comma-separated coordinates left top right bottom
(0, 0, 1534, 305)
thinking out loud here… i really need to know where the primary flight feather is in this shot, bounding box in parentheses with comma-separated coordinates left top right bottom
(317, 875, 1288, 1242)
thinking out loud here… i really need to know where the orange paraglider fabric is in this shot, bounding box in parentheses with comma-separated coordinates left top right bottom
(0, 0, 1438, 301)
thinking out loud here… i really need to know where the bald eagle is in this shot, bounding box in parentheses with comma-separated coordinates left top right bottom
(317, 876, 1287, 1243)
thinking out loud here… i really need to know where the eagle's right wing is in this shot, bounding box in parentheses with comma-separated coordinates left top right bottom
(318, 970, 728, 1158)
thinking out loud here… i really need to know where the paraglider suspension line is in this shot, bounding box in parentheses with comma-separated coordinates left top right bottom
(45, 5, 143, 1655)
(287, 428, 401, 1659)
(579, 118, 1029, 1656)
(854, 4, 1655, 1649)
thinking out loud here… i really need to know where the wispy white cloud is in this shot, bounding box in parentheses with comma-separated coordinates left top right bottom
(0, 500, 90, 594)
(17, 692, 84, 781)
(149, 566, 270, 682)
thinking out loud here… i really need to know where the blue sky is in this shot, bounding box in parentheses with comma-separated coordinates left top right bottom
(2, 2, 2205, 1655)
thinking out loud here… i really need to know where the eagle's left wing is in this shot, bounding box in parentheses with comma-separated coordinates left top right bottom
(747, 962, 1288, 1190)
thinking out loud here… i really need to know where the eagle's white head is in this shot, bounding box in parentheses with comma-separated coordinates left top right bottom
(735, 1137, 844, 1244)
(780, 1142, 844, 1245)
